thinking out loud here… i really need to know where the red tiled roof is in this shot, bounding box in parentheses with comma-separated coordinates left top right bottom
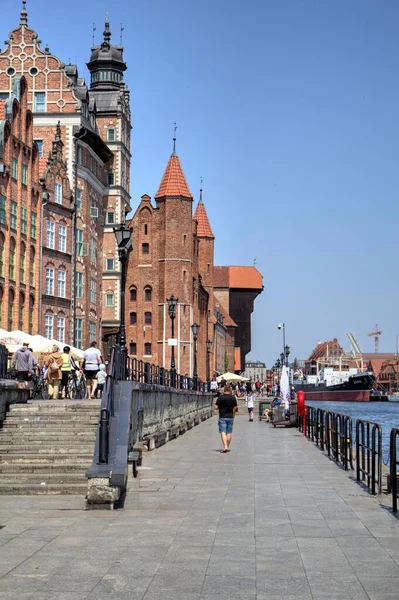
(154, 154, 192, 199)
(39, 156, 48, 177)
(234, 348, 241, 371)
(228, 266, 263, 290)
(193, 201, 214, 239)
(0, 101, 5, 121)
(307, 339, 343, 361)
(213, 266, 229, 288)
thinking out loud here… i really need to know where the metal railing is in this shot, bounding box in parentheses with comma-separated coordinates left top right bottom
(356, 419, 382, 495)
(390, 428, 399, 512)
(98, 346, 211, 464)
(325, 411, 353, 470)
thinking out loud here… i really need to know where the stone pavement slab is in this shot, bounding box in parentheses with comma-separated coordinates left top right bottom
(1, 415, 399, 598)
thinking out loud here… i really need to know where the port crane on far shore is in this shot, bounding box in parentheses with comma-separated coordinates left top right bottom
(368, 324, 383, 353)
(347, 333, 363, 370)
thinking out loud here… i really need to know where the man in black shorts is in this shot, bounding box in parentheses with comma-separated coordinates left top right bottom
(81, 341, 102, 399)
(214, 384, 238, 453)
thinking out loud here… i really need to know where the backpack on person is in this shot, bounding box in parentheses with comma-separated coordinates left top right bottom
(49, 358, 59, 374)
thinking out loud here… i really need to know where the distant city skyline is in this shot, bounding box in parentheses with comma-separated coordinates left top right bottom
(3, 0, 398, 365)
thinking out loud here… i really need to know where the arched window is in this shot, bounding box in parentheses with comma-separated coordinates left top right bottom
(19, 292, 25, 330)
(29, 295, 34, 334)
(9, 238, 16, 280)
(0, 286, 3, 328)
(0, 232, 4, 278)
(8, 288, 15, 330)
(129, 286, 137, 302)
(144, 312, 152, 325)
(29, 246, 35, 287)
(144, 286, 152, 302)
(20, 241, 26, 283)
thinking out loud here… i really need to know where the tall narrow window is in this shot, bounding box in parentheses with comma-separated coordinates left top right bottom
(10, 202, 17, 229)
(45, 314, 53, 339)
(130, 287, 137, 302)
(75, 318, 83, 349)
(76, 229, 84, 256)
(0, 287, 3, 327)
(30, 212, 37, 239)
(76, 146, 82, 165)
(35, 139, 44, 157)
(129, 312, 137, 325)
(90, 277, 96, 304)
(107, 128, 115, 142)
(144, 224, 148, 235)
(57, 316, 65, 343)
(45, 267, 54, 295)
(34, 92, 46, 112)
(76, 189, 82, 210)
(89, 322, 96, 343)
(75, 272, 83, 299)
(107, 172, 115, 186)
(144, 343, 152, 356)
(0, 233, 4, 277)
(144, 287, 152, 301)
(19, 243, 25, 283)
(105, 293, 114, 307)
(145, 312, 152, 325)
(8, 289, 14, 330)
(54, 182, 63, 204)
(46, 221, 55, 249)
(90, 237, 97, 264)
(106, 211, 115, 224)
(29, 247, 35, 287)
(18, 293, 25, 330)
(22, 164, 28, 186)
(129, 342, 137, 356)
(28, 296, 34, 334)
(58, 270, 66, 298)
(11, 158, 18, 180)
(0, 195, 5, 225)
(59, 225, 67, 252)
(9, 239, 16, 280)
(106, 258, 114, 271)
(21, 207, 27, 234)
(142, 243, 149, 254)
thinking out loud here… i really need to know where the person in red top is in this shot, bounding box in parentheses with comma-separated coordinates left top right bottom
(214, 385, 238, 453)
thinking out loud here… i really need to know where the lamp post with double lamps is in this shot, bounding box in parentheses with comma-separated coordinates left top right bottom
(284, 345, 290, 367)
(206, 339, 212, 391)
(114, 223, 133, 377)
(191, 323, 199, 390)
(167, 295, 178, 387)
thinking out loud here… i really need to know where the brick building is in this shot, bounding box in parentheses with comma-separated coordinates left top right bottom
(0, 4, 131, 348)
(125, 141, 263, 380)
(0, 75, 41, 333)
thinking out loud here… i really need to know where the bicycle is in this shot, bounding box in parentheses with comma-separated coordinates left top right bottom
(66, 371, 87, 399)
(32, 373, 49, 400)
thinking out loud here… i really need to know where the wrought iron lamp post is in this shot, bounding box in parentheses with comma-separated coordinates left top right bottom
(206, 339, 212, 391)
(191, 323, 199, 390)
(284, 344, 290, 367)
(167, 295, 178, 387)
(114, 223, 133, 376)
(276, 359, 281, 384)
(280, 352, 285, 369)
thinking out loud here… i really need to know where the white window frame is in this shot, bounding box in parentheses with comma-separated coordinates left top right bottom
(46, 221, 55, 249)
(54, 182, 63, 205)
(57, 316, 65, 343)
(75, 318, 83, 349)
(58, 225, 67, 253)
(35, 139, 44, 157)
(106, 258, 114, 271)
(58, 270, 66, 298)
(105, 293, 114, 307)
(76, 189, 82, 210)
(34, 92, 46, 113)
(75, 272, 83, 299)
(107, 128, 116, 142)
(45, 268, 54, 295)
(90, 277, 96, 304)
(45, 314, 53, 339)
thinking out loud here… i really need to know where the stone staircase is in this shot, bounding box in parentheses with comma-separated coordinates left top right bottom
(0, 401, 99, 495)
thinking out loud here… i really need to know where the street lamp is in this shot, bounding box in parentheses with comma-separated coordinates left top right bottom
(280, 352, 284, 367)
(284, 345, 290, 366)
(276, 358, 281, 382)
(167, 295, 178, 387)
(191, 323, 199, 390)
(206, 339, 212, 390)
(114, 224, 133, 372)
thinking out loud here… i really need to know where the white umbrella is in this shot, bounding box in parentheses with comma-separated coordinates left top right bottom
(280, 365, 291, 410)
(217, 372, 249, 383)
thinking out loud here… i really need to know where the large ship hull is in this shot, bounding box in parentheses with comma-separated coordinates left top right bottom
(303, 389, 371, 402)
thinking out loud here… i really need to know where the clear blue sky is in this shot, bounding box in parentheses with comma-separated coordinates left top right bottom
(3, 0, 399, 364)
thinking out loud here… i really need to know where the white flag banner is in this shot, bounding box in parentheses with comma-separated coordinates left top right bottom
(280, 366, 291, 410)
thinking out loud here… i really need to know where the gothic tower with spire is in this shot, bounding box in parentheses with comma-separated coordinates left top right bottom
(87, 16, 132, 348)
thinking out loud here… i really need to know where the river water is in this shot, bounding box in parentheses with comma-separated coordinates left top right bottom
(307, 400, 399, 462)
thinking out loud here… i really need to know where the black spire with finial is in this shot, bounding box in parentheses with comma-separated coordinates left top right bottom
(172, 123, 177, 156)
(199, 176, 203, 204)
(20, 0, 28, 26)
(103, 11, 111, 46)
(55, 121, 61, 141)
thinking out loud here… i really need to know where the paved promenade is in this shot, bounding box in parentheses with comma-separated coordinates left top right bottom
(1, 414, 399, 599)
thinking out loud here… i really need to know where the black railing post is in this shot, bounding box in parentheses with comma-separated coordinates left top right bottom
(99, 408, 109, 463)
(391, 428, 398, 512)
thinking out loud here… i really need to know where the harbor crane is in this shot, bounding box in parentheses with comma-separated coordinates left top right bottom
(347, 333, 363, 370)
(368, 324, 383, 353)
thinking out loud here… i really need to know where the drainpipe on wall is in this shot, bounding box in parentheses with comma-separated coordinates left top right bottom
(38, 178, 49, 335)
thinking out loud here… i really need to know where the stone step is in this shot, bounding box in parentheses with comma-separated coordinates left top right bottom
(2, 421, 98, 429)
(10, 403, 99, 410)
(0, 472, 87, 484)
(0, 482, 88, 495)
(0, 433, 96, 442)
(9, 407, 99, 415)
(0, 462, 90, 473)
(0, 454, 93, 464)
(0, 444, 95, 454)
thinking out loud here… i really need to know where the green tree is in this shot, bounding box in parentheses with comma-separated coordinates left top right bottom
(224, 349, 229, 372)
